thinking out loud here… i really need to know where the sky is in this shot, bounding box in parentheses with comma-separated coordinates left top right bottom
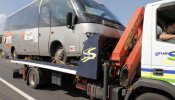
(0, 0, 158, 34)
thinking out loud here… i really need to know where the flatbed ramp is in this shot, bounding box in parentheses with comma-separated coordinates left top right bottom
(10, 60, 77, 75)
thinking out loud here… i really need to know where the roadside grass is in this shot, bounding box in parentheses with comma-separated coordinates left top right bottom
(0, 50, 2, 58)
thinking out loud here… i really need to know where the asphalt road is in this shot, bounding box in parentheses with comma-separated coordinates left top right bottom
(0, 59, 88, 100)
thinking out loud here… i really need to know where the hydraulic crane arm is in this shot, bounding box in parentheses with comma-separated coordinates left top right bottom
(111, 7, 144, 86)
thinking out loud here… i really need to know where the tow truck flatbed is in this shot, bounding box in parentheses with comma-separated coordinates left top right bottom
(10, 59, 77, 75)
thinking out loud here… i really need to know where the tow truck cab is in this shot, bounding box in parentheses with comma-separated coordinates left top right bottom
(126, 0, 175, 99)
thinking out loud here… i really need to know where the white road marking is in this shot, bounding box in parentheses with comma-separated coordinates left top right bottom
(0, 77, 36, 100)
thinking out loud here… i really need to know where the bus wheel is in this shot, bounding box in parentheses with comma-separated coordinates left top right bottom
(28, 68, 40, 89)
(136, 93, 170, 100)
(52, 46, 67, 64)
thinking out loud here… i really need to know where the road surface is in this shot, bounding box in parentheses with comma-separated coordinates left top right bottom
(0, 59, 88, 100)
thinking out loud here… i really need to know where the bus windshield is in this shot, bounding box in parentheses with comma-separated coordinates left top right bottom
(79, 0, 119, 22)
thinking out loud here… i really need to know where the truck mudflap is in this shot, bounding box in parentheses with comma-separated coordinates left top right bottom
(10, 59, 77, 75)
(125, 78, 175, 100)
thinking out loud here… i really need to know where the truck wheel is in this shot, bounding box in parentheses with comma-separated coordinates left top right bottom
(136, 93, 170, 100)
(28, 68, 40, 89)
(52, 46, 67, 64)
(12, 49, 18, 59)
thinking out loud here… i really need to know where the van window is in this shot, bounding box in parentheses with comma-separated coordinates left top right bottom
(49, 0, 74, 26)
(39, 5, 51, 27)
(4, 1, 39, 31)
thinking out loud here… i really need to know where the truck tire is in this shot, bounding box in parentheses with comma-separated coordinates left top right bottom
(136, 93, 170, 100)
(28, 68, 40, 89)
(12, 49, 18, 59)
(52, 46, 67, 64)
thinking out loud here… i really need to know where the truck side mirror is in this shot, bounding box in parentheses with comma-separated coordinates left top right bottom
(66, 12, 73, 29)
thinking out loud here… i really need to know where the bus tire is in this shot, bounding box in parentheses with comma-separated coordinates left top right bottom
(28, 68, 40, 89)
(52, 46, 67, 64)
(136, 93, 170, 100)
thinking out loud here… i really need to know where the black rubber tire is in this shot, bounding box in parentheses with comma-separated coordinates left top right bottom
(12, 49, 18, 59)
(136, 93, 170, 100)
(53, 46, 67, 64)
(28, 68, 40, 89)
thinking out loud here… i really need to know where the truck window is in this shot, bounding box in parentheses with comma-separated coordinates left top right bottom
(157, 4, 175, 44)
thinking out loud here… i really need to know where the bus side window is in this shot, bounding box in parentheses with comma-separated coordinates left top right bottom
(39, 5, 51, 27)
(49, 0, 74, 26)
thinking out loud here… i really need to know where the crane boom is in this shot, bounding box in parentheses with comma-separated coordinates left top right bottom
(112, 7, 144, 85)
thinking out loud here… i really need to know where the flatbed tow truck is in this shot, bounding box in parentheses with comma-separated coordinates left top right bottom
(8, 0, 175, 100)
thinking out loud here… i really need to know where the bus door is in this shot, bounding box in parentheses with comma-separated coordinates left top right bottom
(38, 3, 51, 56)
